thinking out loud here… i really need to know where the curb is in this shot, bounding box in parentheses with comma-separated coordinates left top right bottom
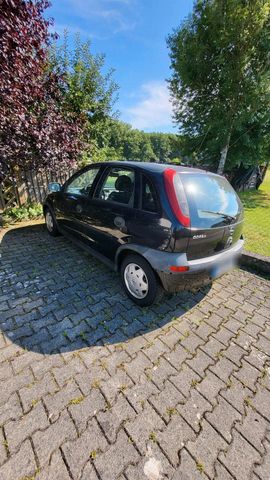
(240, 250, 270, 276)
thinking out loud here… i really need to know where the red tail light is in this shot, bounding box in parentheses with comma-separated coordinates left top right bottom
(163, 168, 190, 227)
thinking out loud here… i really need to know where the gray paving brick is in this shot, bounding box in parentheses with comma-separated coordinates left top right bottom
(69, 388, 106, 433)
(94, 430, 139, 480)
(158, 415, 196, 466)
(5, 402, 49, 453)
(125, 403, 165, 454)
(62, 418, 108, 479)
(219, 430, 261, 480)
(187, 420, 227, 478)
(36, 450, 71, 480)
(0, 440, 36, 480)
(97, 394, 136, 442)
(178, 389, 212, 432)
(33, 410, 77, 467)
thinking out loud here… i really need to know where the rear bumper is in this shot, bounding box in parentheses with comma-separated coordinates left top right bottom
(151, 239, 244, 292)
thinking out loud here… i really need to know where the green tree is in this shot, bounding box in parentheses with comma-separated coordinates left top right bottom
(50, 32, 119, 161)
(167, 0, 270, 173)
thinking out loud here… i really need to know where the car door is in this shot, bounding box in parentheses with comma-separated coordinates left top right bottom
(134, 172, 172, 250)
(81, 166, 138, 261)
(55, 166, 101, 241)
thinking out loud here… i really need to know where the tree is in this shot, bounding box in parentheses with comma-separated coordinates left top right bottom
(167, 0, 270, 173)
(0, 0, 83, 181)
(49, 32, 118, 162)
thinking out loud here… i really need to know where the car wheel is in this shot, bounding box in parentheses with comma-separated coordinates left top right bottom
(120, 254, 163, 307)
(45, 208, 60, 237)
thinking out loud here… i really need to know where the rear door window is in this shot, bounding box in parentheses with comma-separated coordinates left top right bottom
(141, 175, 158, 213)
(181, 173, 243, 228)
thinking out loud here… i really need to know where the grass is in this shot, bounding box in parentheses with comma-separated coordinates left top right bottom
(239, 169, 270, 257)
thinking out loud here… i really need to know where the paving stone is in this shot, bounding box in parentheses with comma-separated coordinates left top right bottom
(164, 343, 190, 370)
(124, 351, 153, 383)
(148, 356, 178, 389)
(69, 388, 106, 433)
(100, 370, 134, 403)
(234, 359, 261, 392)
(97, 394, 136, 442)
(0, 368, 34, 406)
(158, 415, 196, 467)
(172, 448, 209, 479)
(149, 379, 185, 422)
(44, 379, 81, 422)
(186, 348, 215, 377)
(206, 397, 241, 442)
(178, 389, 212, 433)
(169, 364, 201, 397)
(209, 357, 236, 383)
(125, 443, 174, 480)
(219, 430, 261, 480)
(36, 450, 71, 480)
(5, 402, 49, 453)
(187, 420, 227, 478)
(125, 378, 159, 413)
(196, 370, 225, 405)
(125, 403, 165, 454)
(252, 385, 270, 422)
(215, 461, 235, 479)
(236, 407, 268, 454)
(94, 430, 140, 480)
(33, 410, 77, 467)
(0, 440, 36, 480)
(52, 356, 86, 387)
(253, 439, 270, 480)
(19, 372, 57, 412)
(62, 418, 108, 479)
(220, 377, 254, 415)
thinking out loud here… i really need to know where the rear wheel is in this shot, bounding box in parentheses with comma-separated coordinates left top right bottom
(120, 254, 163, 307)
(45, 208, 60, 237)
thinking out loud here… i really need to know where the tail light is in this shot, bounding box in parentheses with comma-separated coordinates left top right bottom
(163, 168, 190, 227)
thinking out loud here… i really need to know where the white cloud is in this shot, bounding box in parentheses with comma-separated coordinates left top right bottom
(122, 81, 173, 131)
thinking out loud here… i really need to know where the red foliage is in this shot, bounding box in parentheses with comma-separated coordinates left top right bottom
(0, 0, 83, 179)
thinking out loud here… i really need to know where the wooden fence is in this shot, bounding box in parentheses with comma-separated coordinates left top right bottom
(0, 168, 75, 211)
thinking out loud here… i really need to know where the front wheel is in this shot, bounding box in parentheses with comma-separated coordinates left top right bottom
(120, 254, 163, 307)
(45, 208, 60, 237)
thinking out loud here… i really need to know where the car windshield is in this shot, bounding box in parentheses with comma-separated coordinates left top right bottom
(181, 172, 243, 228)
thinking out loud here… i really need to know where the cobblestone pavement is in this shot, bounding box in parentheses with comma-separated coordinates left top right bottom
(0, 222, 270, 480)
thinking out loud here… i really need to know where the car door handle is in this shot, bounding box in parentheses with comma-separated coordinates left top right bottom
(114, 216, 125, 228)
(76, 204, 83, 214)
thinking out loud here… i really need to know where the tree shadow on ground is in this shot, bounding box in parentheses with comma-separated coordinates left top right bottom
(0, 223, 210, 355)
(239, 189, 269, 209)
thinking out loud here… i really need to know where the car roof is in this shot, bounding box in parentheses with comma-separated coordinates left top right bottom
(93, 161, 219, 176)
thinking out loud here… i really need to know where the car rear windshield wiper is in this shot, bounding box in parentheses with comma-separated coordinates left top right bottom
(201, 210, 236, 221)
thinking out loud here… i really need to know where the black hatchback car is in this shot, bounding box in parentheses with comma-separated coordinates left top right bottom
(43, 161, 244, 306)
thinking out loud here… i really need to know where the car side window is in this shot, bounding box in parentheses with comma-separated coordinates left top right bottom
(65, 168, 100, 196)
(141, 175, 158, 213)
(95, 167, 135, 206)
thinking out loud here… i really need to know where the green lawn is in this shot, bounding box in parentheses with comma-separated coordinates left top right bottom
(239, 169, 270, 256)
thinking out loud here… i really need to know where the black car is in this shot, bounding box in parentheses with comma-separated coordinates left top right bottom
(43, 161, 244, 306)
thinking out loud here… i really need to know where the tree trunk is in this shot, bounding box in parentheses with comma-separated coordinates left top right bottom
(217, 130, 232, 175)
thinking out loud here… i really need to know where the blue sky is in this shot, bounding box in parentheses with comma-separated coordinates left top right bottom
(47, 0, 194, 133)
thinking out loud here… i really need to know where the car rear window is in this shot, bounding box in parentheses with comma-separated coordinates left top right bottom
(181, 173, 243, 228)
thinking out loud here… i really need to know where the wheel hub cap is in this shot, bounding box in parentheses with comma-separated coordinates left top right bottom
(46, 212, 53, 232)
(124, 263, 149, 299)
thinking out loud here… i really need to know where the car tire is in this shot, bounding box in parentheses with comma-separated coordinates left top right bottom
(120, 254, 163, 307)
(44, 208, 60, 237)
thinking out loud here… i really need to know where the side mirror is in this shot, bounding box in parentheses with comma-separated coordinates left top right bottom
(48, 182, 61, 193)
